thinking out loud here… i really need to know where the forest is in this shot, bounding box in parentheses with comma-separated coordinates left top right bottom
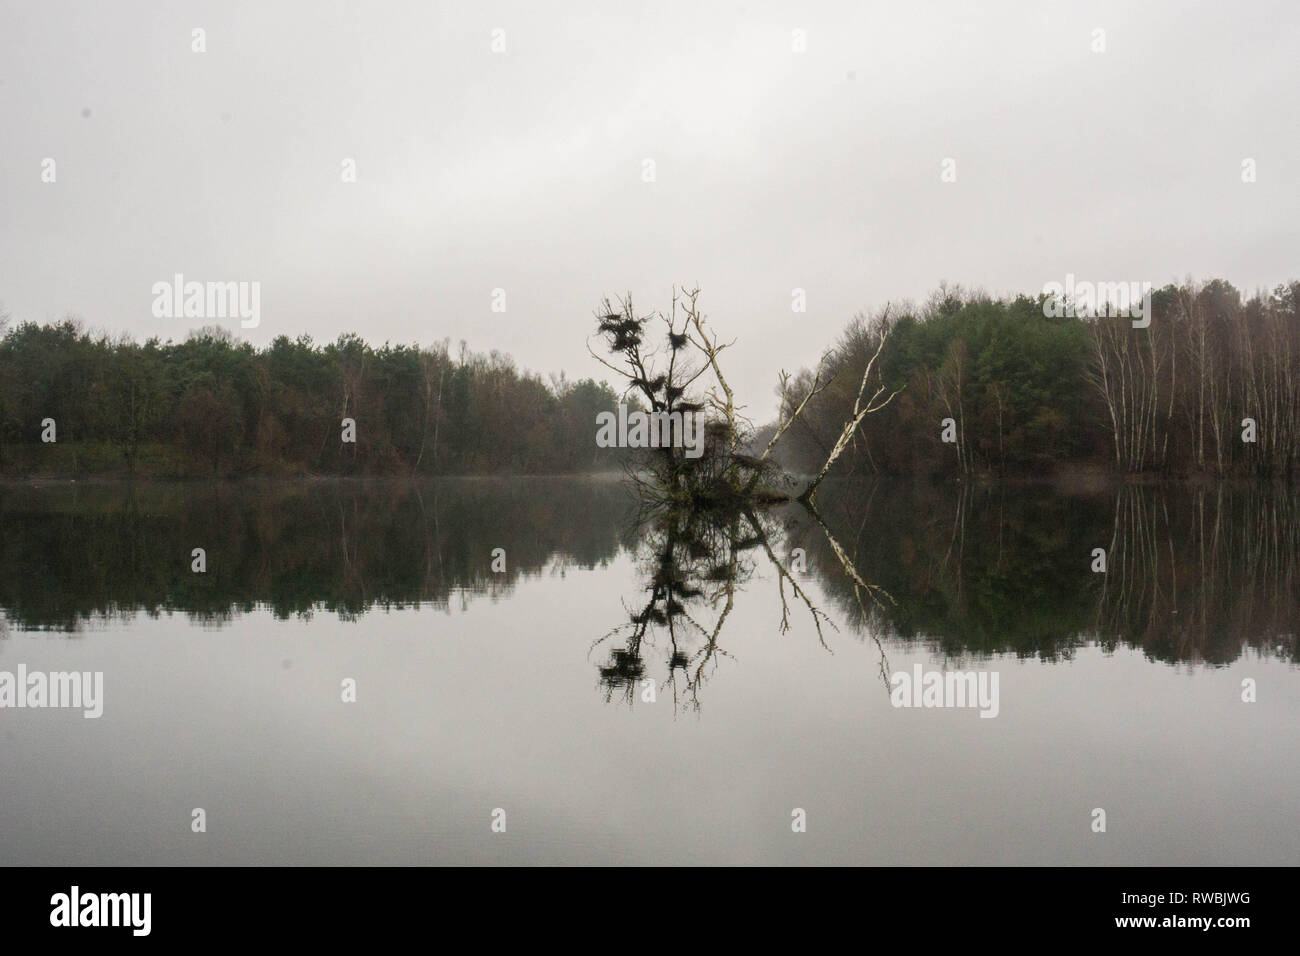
(773, 277, 1300, 479)
(1, 275, 1297, 479)
(0, 322, 627, 476)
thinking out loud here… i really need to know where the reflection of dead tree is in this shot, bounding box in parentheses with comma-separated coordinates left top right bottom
(744, 511, 836, 649)
(678, 516, 741, 710)
(590, 510, 735, 711)
(336, 494, 368, 611)
(802, 501, 895, 693)
(590, 506, 840, 712)
(940, 482, 973, 604)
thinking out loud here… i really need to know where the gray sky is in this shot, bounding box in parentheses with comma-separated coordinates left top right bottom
(2, 0, 1297, 416)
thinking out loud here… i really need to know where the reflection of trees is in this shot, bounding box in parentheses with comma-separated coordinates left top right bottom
(0, 479, 631, 629)
(796, 479, 1300, 666)
(593, 493, 908, 711)
(11, 474, 1296, 678)
(798, 501, 896, 690)
(592, 503, 840, 712)
(781, 481, 1081, 660)
(1096, 484, 1300, 664)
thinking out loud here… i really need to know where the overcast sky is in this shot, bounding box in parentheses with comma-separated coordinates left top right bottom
(2, 0, 1297, 415)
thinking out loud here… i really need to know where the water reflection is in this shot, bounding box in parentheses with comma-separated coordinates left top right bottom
(789, 480, 1300, 666)
(1, 478, 1296, 678)
(0, 478, 632, 629)
(591, 504, 838, 711)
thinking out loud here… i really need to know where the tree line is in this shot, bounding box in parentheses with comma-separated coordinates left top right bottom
(4, 275, 1297, 479)
(774, 278, 1300, 478)
(0, 320, 629, 476)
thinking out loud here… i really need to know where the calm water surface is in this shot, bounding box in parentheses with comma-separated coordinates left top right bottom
(1, 477, 1296, 864)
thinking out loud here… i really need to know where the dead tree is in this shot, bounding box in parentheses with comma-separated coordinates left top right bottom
(798, 312, 903, 504)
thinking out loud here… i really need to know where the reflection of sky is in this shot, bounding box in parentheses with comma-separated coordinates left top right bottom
(2, 551, 1296, 865)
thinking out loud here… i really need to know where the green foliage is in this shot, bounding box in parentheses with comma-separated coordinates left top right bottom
(0, 323, 627, 476)
(780, 280, 1300, 477)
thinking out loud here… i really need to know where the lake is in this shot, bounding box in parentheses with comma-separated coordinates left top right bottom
(1, 477, 1296, 865)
